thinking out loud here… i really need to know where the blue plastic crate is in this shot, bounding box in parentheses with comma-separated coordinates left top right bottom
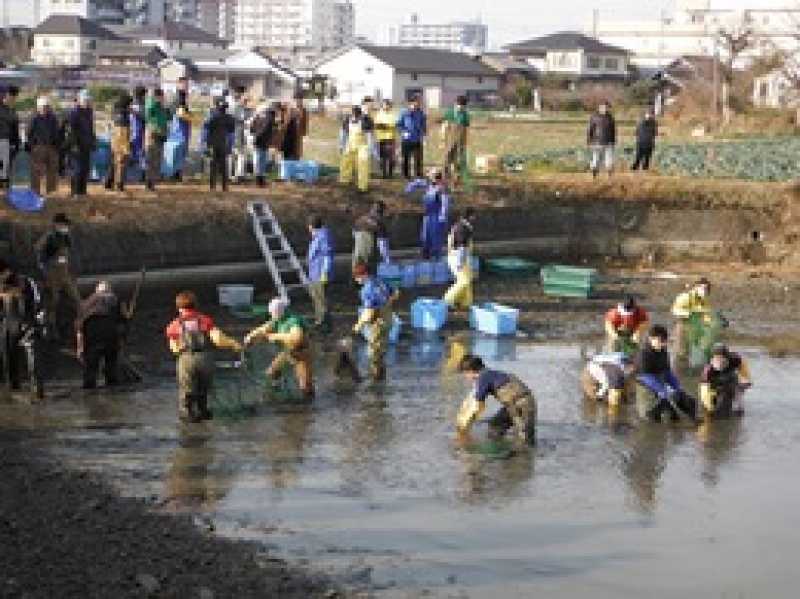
(280, 159, 319, 183)
(411, 298, 448, 331)
(360, 310, 402, 344)
(416, 261, 435, 286)
(378, 263, 402, 289)
(90, 137, 112, 181)
(469, 302, 519, 336)
(434, 260, 451, 284)
(401, 262, 417, 288)
(472, 336, 518, 361)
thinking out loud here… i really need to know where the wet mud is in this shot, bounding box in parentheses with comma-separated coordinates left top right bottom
(2, 267, 800, 597)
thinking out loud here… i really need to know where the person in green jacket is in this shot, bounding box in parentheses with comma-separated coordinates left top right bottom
(441, 95, 470, 182)
(145, 88, 169, 191)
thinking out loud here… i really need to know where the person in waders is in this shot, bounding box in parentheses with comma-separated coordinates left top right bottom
(165, 291, 242, 423)
(352, 262, 399, 382)
(443, 208, 476, 312)
(75, 281, 126, 390)
(671, 277, 713, 365)
(244, 298, 315, 399)
(351, 201, 391, 276)
(456, 355, 537, 445)
(699, 344, 752, 418)
(604, 295, 649, 354)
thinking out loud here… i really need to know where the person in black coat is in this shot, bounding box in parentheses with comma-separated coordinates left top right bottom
(27, 96, 61, 196)
(587, 101, 616, 178)
(632, 108, 658, 171)
(250, 103, 275, 187)
(205, 100, 235, 192)
(0, 86, 21, 188)
(66, 90, 96, 197)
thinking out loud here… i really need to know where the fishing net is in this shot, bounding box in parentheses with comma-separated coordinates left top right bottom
(210, 344, 300, 420)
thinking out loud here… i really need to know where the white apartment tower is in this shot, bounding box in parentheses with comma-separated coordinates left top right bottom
(40, 0, 126, 24)
(390, 13, 488, 54)
(233, 0, 354, 51)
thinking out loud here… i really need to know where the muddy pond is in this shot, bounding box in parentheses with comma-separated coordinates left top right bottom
(3, 336, 798, 598)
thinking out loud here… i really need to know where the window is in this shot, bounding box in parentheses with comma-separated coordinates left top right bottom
(42, 38, 50, 47)
(365, 66, 373, 74)
(411, 73, 418, 81)
(64, 39, 74, 48)
(587, 56, 601, 69)
(605, 58, 619, 70)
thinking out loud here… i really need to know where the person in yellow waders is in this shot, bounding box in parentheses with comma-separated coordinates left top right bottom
(339, 104, 374, 193)
(671, 277, 712, 363)
(444, 208, 477, 311)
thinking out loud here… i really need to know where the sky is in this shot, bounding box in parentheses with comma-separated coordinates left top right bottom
(351, 0, 777, 48)
(2, 0, 786, 47)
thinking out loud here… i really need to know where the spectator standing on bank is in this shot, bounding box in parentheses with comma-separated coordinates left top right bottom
(144, 88, 169, 191)
(26, 96, 61, 197)
(587, 101, 616, 178)
(397, 95, 426, 179)
(632, 107, 658, 172)
(66, 90, 96, 197)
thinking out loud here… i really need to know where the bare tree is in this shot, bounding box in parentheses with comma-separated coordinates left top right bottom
(715, 18, 757, 124)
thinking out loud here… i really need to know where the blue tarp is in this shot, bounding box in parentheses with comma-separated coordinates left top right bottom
(6, 187, 45, 212)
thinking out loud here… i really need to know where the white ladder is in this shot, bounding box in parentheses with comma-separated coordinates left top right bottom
(247, 201, 309, 300)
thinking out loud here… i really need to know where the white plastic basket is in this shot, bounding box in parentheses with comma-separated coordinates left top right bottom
(217, 284, 254, 307)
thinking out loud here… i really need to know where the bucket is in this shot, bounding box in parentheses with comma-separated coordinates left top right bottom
(217, 284, 254, 307)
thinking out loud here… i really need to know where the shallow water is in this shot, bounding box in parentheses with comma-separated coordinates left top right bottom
(3, 336, 800, 598)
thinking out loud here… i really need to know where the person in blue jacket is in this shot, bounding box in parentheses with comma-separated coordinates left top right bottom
(129, 86, 147, 182)
(307, 215, 335, 331)
(406, 168, 450, 260)
(352, 262, 399, 382)
(635, 325, 698, 422)
(396, 95, 427, 179)
(166, 107, 190, 181)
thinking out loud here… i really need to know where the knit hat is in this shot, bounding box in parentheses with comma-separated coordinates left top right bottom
(268, 297, 290, 319)
(352, 263, 369, 278)
(36, 96, 50, 109)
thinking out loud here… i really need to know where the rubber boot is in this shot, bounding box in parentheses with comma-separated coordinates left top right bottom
(178, 394, 192, 422)
(197, 394, 213, 421)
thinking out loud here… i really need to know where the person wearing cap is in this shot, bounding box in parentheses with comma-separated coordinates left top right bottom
(26, 96, 61, 197)
(635, 325, 697, 422)
(104, 93, 132, 192)
(440, 95, 470, 182)
(352, 262, 399, 381)
(204, 98, 236, 192)
(145, 88, 169, 191)
(244, 298, 314, 398)
(374, 99, 398, 178)
(166, 291, 242, 422)
(456, 354, 537, 445)
(0, 258, 45, 399)
(352, 201, 390, 276)
(0, 85, 21, 189)
(405, 168, 450, 260)
(250, 102, 276, 187)
(35, 213, 81, 340)
(605, 296, 649, 354)
(581, 351, 636, 407)
(75, 281, 127, 390)
(307, 214, 335, 331)
(66, 90, 96, 197)
(339, 104, 374, 193)
(444, 208, 477, 311)
(699, 344, 751, 418)
(671, 277, 713, 363)
(587, 101, 616, 178)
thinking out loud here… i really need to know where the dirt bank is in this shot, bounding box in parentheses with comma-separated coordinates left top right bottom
(2, 174, 799, 274)
(0, 429, 350, 599)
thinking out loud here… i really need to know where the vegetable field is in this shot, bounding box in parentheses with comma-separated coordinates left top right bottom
(503, 137, 800, 182)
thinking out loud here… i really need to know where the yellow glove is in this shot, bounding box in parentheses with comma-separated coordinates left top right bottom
(456, 395, 484, 432)
(320, 273, 328, 285)
(699, 383, 716, 413)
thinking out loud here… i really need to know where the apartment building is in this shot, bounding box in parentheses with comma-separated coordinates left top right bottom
(388, 14, 488, 54)
(40, 0, 126, 25)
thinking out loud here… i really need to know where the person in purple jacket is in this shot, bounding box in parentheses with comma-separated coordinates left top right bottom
(307, 215, 335, 331)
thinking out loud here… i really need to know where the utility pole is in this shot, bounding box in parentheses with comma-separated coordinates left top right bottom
(592, 9, 599, 38)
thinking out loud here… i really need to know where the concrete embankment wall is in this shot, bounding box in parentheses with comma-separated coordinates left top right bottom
(3, 192, 791, 275)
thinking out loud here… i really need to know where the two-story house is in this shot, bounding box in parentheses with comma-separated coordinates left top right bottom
(32, 14, 120, 67)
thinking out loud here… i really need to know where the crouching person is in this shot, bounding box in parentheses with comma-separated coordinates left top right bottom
(581, 352, 635, 407)
(699, 344, 751, 418)
(75, 281, 127, 390)
(165, 291, 242, 422)
(352, 262, 399, 382)
(244, 298, 314, 399)
(456, 355, 536, 445)
(635, 325, 697, 423)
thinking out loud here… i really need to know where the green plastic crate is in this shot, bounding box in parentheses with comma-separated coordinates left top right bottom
(541, 265, 598, 298)
(485, 257, 539, 276)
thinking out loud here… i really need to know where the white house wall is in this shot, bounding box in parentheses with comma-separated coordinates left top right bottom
(392, 72, 499, 107)
(316, 46, 395, 105)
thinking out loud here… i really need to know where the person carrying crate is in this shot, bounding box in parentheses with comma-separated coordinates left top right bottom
(444, 208, 476, 311)
(244, 298, 315, 399)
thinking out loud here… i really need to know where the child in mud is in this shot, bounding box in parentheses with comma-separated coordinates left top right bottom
(581, 352, 636, 407)
(456, 355, 536, 445)
(699, 343, 752, 418)
(635, 325, 697, 423)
